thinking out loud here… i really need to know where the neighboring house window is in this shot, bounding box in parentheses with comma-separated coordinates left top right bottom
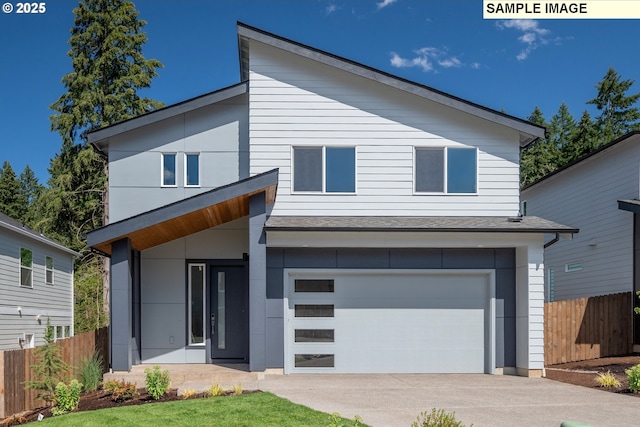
(185, 153, 200, 187)
(293, 147, 356, 193)
(45, 256, 54, 285)
(64, 325, 71, 338)
(188, 263, 206, 345)
(20, 248, 33, 288)
(22, 333, 35, 349)
(55, 326, 63, 341)
(415, 147, 477, 194)
(521, 200, 527, 216)
(162, 153, 177, 186)
(547, 267, 555, 302)
(565, 262, 583, 272)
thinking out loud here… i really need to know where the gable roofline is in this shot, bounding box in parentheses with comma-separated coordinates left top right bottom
(0, 212, 80, 257)
(237, 22, 545, 146)
(522, 130, 640, 191)
(87, 82, 248, 154)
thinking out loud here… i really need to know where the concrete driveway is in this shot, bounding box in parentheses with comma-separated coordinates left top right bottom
(258, 374, 640, 427)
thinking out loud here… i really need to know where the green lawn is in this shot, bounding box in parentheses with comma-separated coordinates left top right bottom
(37, 392, 368, 427)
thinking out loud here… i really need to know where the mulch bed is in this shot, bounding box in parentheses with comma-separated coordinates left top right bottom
(545, 354, 640, 396)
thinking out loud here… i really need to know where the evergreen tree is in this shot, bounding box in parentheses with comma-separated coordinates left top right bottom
(38, 0, 164, 330)
(562, 110, 598, 164)
(520, 107, 558, 187)
(547, 103, 576, 167)
(0, 161, 27, 220)
(24, 318, 70, 405)
(18, 165, 44, 225)
(587, 67, 640, 144)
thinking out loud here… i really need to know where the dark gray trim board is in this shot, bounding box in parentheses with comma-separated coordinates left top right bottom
(264, 215, 578, 234)
(237, 22, 544, 146)
(619, 199, 640, 214)
(88, 82, 249, 152)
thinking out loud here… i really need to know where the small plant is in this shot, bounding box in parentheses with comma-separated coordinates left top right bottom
(181, 388, 197, 399)
(78, 351, 104, 392)
(144, 365, 170, 400)
(207, 383, 225, 397)
(412, 408, 472, 427)
(232, 383, 243, 395)
(328, 412, 364, 427)
(626, 363, 640, 393)
(594, 370, 621, 388)
(23, 318, 70, 405)
(52, 379, 83, 415)
(102, 379, 139, 402)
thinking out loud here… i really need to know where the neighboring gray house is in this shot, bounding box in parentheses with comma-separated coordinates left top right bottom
(0, 212, 78, 350)
(86, 23, 576, 377)
(522, 131, 640, 347)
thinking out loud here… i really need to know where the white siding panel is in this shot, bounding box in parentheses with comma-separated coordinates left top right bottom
(248, 41, 521, 217)
(522, 140, 640, 300)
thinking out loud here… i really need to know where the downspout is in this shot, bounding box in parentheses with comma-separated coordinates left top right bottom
(544, 233, 560, 249)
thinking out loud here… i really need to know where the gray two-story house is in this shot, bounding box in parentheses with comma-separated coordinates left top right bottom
(0, 212, 77, 350)
(86, 23, 576, 377)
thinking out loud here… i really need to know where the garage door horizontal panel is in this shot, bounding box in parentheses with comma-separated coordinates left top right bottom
(329, 298, 485, 310)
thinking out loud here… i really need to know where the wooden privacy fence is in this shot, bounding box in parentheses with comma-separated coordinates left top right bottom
(544, 292, 632, 366)
(0, 327, 109, 419)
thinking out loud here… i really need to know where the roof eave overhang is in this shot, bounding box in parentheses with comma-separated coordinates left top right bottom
(0, 222, 81, 257)
(619, 199, 640, 214)
(87, 82, 249, 154)
(265, 227, 578, 234)
(86, 169, 278, 256)
(237, 22, 545, 146)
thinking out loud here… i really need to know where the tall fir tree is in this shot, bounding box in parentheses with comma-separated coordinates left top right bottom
(18, 165, 44, 226)
(562, 110, 598, 164)
(520, 107, 558, 187)
(38, 0, 164, 331)
(0, 161, 28, 221)
(547, 102, 576, 167)
(587, 67, 640, 145)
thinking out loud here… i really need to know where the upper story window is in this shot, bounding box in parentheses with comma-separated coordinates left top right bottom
(293, 146, 356, 193)
(415, 147, 477, 194)
(45, 256, 54, 285)
(162, 153, 177, 187)
(20, 247, 33, 288)
(185, 153, 200, 187)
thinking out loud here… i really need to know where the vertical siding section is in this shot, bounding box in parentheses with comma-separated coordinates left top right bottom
(522, 141, 640, 300)
(0, 229, 74, 350)
(248, 41, 521, 217)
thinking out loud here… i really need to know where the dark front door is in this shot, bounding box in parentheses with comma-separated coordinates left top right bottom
(210, 265, 249, 361)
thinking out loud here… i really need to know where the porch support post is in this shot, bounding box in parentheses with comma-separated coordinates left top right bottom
(111, 238, 133, 371)
(249, 192, 267, 371)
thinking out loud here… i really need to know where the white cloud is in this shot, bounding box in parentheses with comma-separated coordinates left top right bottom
(497, 19, 551, 61)
(325, 4, 337, 14)
(471, 62, 482, 69)
(377, 0, 398, 10)
(389, 47, 465, 72)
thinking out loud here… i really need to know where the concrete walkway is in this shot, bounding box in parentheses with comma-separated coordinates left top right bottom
(105, 365, 640, 427)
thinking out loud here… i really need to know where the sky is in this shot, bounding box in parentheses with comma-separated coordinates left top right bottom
(0, 0, 639, 185)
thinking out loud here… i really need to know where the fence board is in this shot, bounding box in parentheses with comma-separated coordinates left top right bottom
(0, 327, 109, 418)
(545, 292, 632, 366)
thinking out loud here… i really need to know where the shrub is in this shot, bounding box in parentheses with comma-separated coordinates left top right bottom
(78, 351, 104, 392)
(328, 412, 364, 427)
(626, 363, 640, 393)
(52, 379, 83, 416)
(181, 388, 197, 399)
(594, 370, 621, 388)
(103, 379, 139, 402)
(412, 408, 472, 427)
(207, 383, 225, 397)
(145, 365, 170, 400)
(232, 384, 243, 396)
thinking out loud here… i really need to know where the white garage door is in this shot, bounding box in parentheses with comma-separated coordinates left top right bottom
(285, 270, 494, 374)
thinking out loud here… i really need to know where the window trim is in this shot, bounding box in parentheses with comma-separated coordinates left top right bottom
(19, 247, 33, 288)
(22, 332, 35, 349)
(413, 146, 478, 195)
(184, 152, 201, 188)
(291, 146, 357, 195)
(45, 256, 54, 285)
(187, 263, 206, 346)
(161, 152, 177, 187)
(565, 262, 583, 273)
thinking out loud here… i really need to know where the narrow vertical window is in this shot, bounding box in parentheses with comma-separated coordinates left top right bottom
(45, 256, 54, 285)
(547, 267, 555, 302)
(162, 153, 176, 186)
(20, 248, 33, 288)
(217, 272, 226, 350)
(185, 153, 200, 186)
(188, 264, 206, 345)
